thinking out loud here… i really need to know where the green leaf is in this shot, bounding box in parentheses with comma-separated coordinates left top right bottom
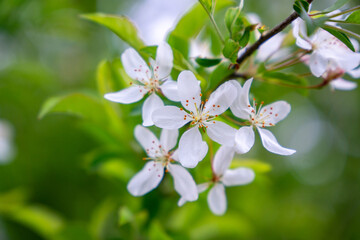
(118, 206, 134, 226)
(195, 57, 222, 67)
(140, 45, 157, 60)
(225, 7, 241, 34)
(324, 0, 351, 13)
(322, 26, 355, 51)
(168, 0, 235, 56)
(81, 13, 145, 50)
(293, 0, 309, 15)
(222, 39, 240, 63)
(238, 27, 250, 47)
(199, 0, 214, 14)
(38, 93, 108, 126)
(208, 61, 235, 90)
(345, 10, 360, 24)
(149, 220, 172, 240)
(231, 159, 272, 173)
(11, 206, 64, 238)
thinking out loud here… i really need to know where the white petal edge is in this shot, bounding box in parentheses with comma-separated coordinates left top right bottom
(234, 126, 255, 154)
(160, 79, 180, 102)
(207, 183, 227, 216)
(121, 48, 150, 82)
(207, 121, 237, 146)
(178, 182, 209, 207)
(142, 93, 164, 127)
(160, 128, 179, 152)
(222, 167, 255, 186)
(259, 101, 291, 126)
(152, 106, 190, 129)
(127, 161, 164, 196)
(155, 42, 173, 80)
(229, 79, 253, 120)
(104, 86, 147, 104)
(205, 81, 237, 116)
(330, 78, 357, 91)
(212, 146, 235, 176)
(134, 125, 160, 158)
(257, 127, 296, 155)
(177, 70, 201, 113)
(168, 163, 198, 201)
(178, 127, 208, 168)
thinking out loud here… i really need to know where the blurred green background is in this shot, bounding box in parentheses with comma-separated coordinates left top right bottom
(0, 0, 359, 239)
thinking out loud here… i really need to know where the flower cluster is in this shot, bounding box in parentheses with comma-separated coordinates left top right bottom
(105, 42, 295, 215)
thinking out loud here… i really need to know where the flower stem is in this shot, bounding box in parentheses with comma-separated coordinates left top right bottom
(236, 0, 314, 66)
(198, 0, 225, 44)
(327, 5, 360, 19)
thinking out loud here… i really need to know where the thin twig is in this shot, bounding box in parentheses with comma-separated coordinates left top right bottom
(236, 0, 314, 66)
(199, 0, 225, 44)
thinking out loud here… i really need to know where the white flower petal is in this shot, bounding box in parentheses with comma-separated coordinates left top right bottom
(212, 146, 235, 176)
(234, 126, 255, 154)
(309, 51, 329, 77)
(104, 86, 147, 104)
(259, 101, 291, 126)
(330, 78, 357, 91)
(142, 93, 164, 127)
(292, 19, 312, 50)
(160, 79, 180, 102)
(257, 33, 285, 62)
(205, 81, 237, 116)
(121, 48, 150, 82)
(257, 127, 296, 155)
(349, 67, 360, 78)
(155, 42, 173, 80)
(178, 182, 209, 207)
(134, 125, 160, 158)
(127, 161, 164, 196)
(206, 121, 237, 146)
(168, 163, 198, 201)
(160, 129, 179, 152)
(222, 168, 255, 186)
(207, 183, 227, 216)
(177, 70, 201, 113)
(178, 127, 208, 168)
(229, 79, 253, 120)
(152, 106, 190, 129)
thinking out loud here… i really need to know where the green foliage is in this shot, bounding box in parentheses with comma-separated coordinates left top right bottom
(345, 10, 360, 24)
(38, 93, 108, 126)
(222, 39, 241, 63)
(168, 0, 235, 56)
(81, 13, 145, 51)
(195, 57, 222, 67)
(293, 0, 310, 15)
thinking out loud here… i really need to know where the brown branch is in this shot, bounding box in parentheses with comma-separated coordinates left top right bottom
(236, 0, 314, 66)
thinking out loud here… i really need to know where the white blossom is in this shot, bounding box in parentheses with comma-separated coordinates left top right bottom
(0, 120, 14, 164)
(230, 79, 296, 155)
(292, 19, 360, 77)
(178, 146, 255, 215)
(152, 70, 238, 168)
(104, 42, 180, 126)
(127, 125, 198, 203)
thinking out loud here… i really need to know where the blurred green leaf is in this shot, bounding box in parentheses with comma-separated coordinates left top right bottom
(168, 0, 235, 56)
(118, 206, 134, 226)
(90, 199, 116, 239)
(81, 13, 145, 50)
(195, 57, 222, 67)
(293, 0, 309, 15)
(11, 205, 64, 239)
(324, 0, 351, 12)
(345, 10, 360, 24)
(140, 45, 157, 60)
(223, 39, 241, 63)
(98, 159, 136, 182)
(225, 7, 241, 35)
(0, 189, 27, 214)
(149, 220, 172, 240)
(208, 61, 235, 90)
(38, 93, 108, 126)
(322, 26, 355, 51)
(262, 71, 307, 85)
(199, 0, 214, 14)
(231, 159, 272, 173)
(238, 26, 251, 47)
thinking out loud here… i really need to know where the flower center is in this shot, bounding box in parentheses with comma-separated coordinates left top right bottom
(180, 98, 219, 128)
(248, 98, 275, 128)
(144, 142, 174, 167)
